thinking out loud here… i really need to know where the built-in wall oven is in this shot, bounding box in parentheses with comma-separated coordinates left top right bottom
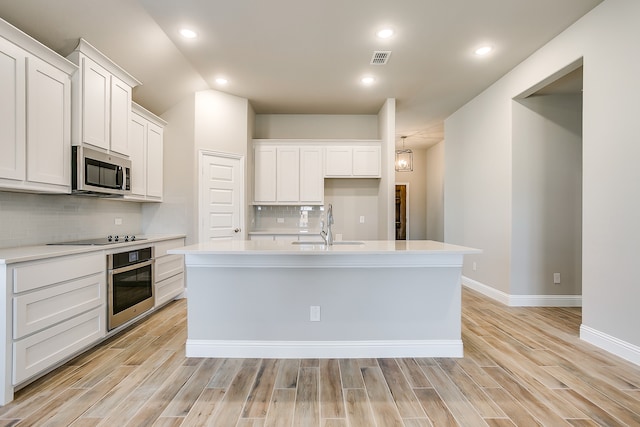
(107, 247, 154, 330)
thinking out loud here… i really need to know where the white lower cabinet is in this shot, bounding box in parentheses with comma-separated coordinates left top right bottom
(9, 252, 106, 386)
(13, 307, 103, 384)
(154, 238, 185, 306)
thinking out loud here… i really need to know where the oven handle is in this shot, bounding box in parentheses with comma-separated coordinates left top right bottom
(110, 259, 154, 275)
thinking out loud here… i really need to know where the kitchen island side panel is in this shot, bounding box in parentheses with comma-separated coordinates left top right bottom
(185, 264, 463, 357)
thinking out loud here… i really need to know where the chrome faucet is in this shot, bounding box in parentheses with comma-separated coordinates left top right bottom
(320, 203, 334, 245)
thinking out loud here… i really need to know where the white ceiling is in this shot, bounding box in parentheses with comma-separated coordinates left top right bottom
(0, 0, 602, 148)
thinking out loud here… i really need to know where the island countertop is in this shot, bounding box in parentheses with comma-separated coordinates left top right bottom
(170, 239, 480, 256)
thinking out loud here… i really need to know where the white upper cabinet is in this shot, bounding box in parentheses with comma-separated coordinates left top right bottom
(127, 103, 166, 202)
(253, 141, 324, 205)
(325, 143, 381, 178)
(0, 36, 26, 182)
(67, 38, 140, 157)
(254, 145, 277, 203)
(276, 146, 300, 203)
(299, 147, 323, 203)
(0, 19, 76, 193)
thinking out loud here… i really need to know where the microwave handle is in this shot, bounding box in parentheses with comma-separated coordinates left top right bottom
(116, 166, 123, 188)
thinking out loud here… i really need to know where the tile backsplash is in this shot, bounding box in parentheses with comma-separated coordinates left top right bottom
(252, 205, 324, 232)
(0, 192, 142, 249)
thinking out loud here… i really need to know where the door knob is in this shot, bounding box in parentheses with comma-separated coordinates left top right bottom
(234, 228, 241, 233)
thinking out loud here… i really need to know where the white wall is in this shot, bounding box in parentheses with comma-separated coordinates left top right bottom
(512, 94, 582, 296)
(378, 99, 396, 240)
(143, 90, 251, 245)
(426, 142, 444, 242)
(395, 149, 427, 240)
(324, 179, 380, 240)
(445, 0, 640, 360)
(254, 114, 378, 139)
(143, 94, 197, 244)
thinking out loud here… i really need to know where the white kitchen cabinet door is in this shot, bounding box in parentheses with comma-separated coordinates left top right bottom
(0, 38, 26, 182)
(109, 76, 132, 156)
(129, 113, 146, 196)
(146, 122, 163, 199)
(25, 56, 71, 188)
(276, 146, 300, 203)
(299, 146, 323, 203)
(254, 145, 277, 202)
(324, 146, 353, 177)
(128, 105, 165, 202)
(353, 145, 381, 177)
(325, 144, 381, 178)
(81, 56, 110, 151)
(13, 307, 104, 385)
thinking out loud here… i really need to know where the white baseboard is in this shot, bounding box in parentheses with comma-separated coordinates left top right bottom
(580, 325, 640, 366)
(462, 276, 582, 307)
(186, 339, 463, 358)
(462, 276, 510, 305)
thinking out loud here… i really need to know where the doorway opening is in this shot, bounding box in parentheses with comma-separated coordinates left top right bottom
(395, 183, 409, 240)
(511, 59, 583, 307)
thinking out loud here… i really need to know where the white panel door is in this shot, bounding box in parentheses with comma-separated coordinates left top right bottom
(200, 152, 244, 241)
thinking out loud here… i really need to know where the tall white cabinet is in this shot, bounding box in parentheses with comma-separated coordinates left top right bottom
(128, 103, 166, 202)
(67, 38, 141, 156)
(0, 19, 76, 194)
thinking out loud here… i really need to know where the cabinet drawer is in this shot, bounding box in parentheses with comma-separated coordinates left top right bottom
(155, 272, 184, 307)
(13, 273, 104, 339)
(155, 254, 184, 282)
(13, 306, 105, 385)
(13, 253, 104, 293)
(154, 238, 185, 257)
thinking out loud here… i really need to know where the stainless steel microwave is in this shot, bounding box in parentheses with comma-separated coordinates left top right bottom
(72, 146, 131, 196)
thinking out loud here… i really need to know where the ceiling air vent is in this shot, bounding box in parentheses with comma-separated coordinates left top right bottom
(370, 51, 391, 65)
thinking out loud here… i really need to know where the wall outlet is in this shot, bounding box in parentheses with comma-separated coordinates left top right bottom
(277, 217, 285, 223)
(310, 306, 321, 322)
(553, 273, 561, 284)
(114, 217, 122, 225)
(359, 216, 365, 224)
(335, 233, 343, 241)
(472, 262, 477, 271)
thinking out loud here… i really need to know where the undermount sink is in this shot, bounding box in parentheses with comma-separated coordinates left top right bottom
(291, 241, 364, 246)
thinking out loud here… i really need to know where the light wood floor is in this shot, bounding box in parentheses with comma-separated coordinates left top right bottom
(1, 288, 639, 426)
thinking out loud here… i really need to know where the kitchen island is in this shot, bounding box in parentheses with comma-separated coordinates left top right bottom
(170, 240, 480, 358)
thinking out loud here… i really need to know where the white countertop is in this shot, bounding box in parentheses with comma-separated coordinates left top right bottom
(170, 239, 481, 256)
(0, 234, 186, 264)
(248, 229, 319, 235)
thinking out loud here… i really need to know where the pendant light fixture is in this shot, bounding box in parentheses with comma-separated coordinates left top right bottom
(395, 136, 413, 172)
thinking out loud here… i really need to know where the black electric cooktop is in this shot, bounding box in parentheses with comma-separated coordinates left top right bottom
(47, 236, 146, 246)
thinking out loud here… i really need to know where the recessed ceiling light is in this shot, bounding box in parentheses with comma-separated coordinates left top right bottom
(215, 77, 228, 85)
(361, 76, 375, 85)
(376, 28, 394, 39)
(179, 28, 198, 39)
(474, 45, 493, 56)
